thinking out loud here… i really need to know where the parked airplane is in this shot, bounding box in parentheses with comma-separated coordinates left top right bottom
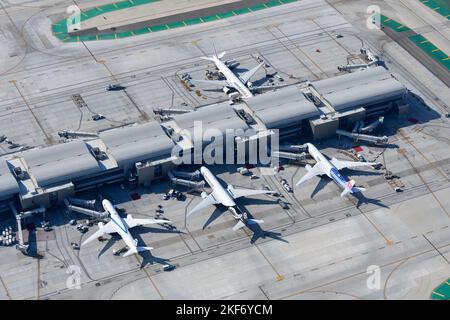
(296, 143, 378, 197)
(81, 199, 169, 257)
(187, 166, 274, 230)
(191, 46, 264, 99)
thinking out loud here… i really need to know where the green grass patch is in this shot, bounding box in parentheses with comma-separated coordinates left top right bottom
(377, 14, 411, 32)
(52, 0, 298, 42)
(183, 18, 203, 25)
(200, 15, 219, 22)
(418, 0, 450, 20)
(149, 24, 168, 32)
(233, 8, 251, 15)
(431, 279, 450, 300)
(248, 4, 267, 11)
(265, 0, 283, 8)
(166, 21, 186, 29)
(216, 11, 235, 19)
(409, 34, 450, 70)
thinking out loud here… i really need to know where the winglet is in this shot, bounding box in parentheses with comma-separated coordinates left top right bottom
(123, 246, 153, 257)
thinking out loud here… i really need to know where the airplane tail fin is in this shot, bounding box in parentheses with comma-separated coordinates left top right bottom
(211, 41, 226, 59)
(340, 180, 356, 197)
(200, 56, 216, 62)
(200, 51, 226, 62)
(232, 219, 264, 231)
(122, 246, 153, 258)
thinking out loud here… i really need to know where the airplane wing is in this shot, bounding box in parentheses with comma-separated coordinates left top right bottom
(81, 221, 115, 246)
(226, 185, 274, 199)
(123, 216, 170, 229)
(190, 79, 229, 87)
(239, 62, 264, 84)
(295, 163, 325, 186)
(330, 158, 377, 170)
(187, 192, 219, 217)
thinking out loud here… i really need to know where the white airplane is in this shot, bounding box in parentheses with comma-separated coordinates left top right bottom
(81, 199, 169, 257)
(296, 143, 378, 197)
(191, 47, 264, 99)
(188, 166, 274, 230)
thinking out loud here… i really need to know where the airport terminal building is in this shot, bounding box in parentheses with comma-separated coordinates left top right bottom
(0, 67, 408, 213)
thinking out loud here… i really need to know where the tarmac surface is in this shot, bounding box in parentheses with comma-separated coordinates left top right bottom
(0, 0, 449, 300)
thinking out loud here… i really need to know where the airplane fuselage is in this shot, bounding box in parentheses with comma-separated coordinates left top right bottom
(102, 200, 137, 250)
(213, 57, 254, 99)
(200, 166, 237, 208)
(306, 143, 354, 193)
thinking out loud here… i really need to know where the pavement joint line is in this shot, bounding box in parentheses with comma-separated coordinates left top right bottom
(0, 275, 12, 300)
(383, 258, 410, 300)
(423, 234, 450, 265)
(310, 17, 353, 58)
(398, 129, 450, 183)
(242, 228, 283, 280)
(275, 24, 327, 77)
(360, 210, 392, 246)
(399, 150, 449, 219)
(259, 286, 270, 300)
(184, 197, 204, 252)
(397, 130, 450, 218)
(133, 255, 164, 299)
(37, 256, 41, 300)
(266, 26, 321, 79)
(281, 241, 450, 300)
(9, 80, 53, 144)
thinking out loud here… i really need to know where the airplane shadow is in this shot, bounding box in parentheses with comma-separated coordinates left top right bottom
(311, 178, 332, 199)
(98, 234, 120, 258)
(342, 169, 383, 177)
(96, 225, 182, 259)
(138, 250, 171, 269)
(27, 230, 39, 258)
(245, 213, 289, 244)
(132, 232, 171, 269)
(351, 192, 390, 209)
(203, 207, 227, 230)
(134, 225, 184, 236)
(202, 88, 227, 93)
(250, 77, 270, 87)
(237, 197, 278, 207)
(232, 67, 249, 74)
